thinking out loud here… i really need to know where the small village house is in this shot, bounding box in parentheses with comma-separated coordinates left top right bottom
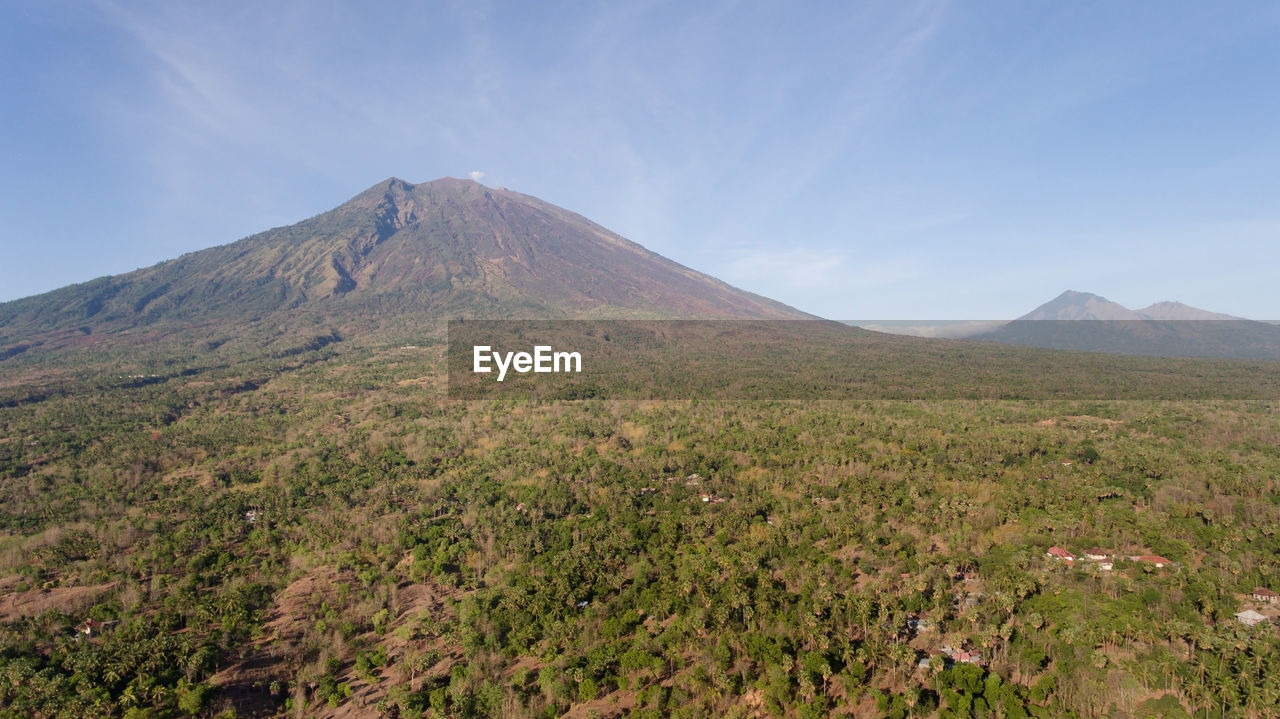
(1047, 546, 1075, 562)
(1236, 609, 1268, 627)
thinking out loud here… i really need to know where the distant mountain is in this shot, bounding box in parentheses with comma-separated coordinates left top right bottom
(1016, 291, 1243, 322)
(0, 177, 810, 357)
(1016, 290, 1143, 321)
(847, 294, 1250, 341)
(1134, 301, 1238, 321)
(972, 290, 1280, 360)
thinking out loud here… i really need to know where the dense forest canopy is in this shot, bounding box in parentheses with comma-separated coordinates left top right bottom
(1, 340, 1278, 718)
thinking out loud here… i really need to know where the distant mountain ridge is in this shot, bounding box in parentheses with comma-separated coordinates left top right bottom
(0, 177, 811, 356)
(1016, 290, 1241, 321)
(975, 290, 1280, 360)
(1131, 301, 1238, 321)
(1016, 290, 1143, 321)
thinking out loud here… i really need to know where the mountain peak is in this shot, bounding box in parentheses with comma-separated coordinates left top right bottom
(978, 291, 1279, 360)
(0, 176, 811, 351)
(289, 177, 815, 321)
(1017, 291, 1243, 322)
(1018, 290, 1141, 321)
(1057, 290, 1099, 300)
(342, 176, 501, 228)
(348, 176, 486, 204)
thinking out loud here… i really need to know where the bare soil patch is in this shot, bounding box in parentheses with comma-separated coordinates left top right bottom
(0, 581, 117, 622)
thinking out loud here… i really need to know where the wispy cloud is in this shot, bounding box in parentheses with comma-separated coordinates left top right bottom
(82, 1, 518, 237)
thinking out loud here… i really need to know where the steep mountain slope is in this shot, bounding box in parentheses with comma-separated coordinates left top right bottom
(0, 178, 810, 354)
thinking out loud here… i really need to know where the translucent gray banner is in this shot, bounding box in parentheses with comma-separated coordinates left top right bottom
(447, 320, 1280, 400)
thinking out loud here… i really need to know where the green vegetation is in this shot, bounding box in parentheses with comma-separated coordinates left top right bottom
(2, 340, 1280, 718)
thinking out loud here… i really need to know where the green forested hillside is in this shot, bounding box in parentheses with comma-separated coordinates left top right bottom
(2, 341, 1278, 718)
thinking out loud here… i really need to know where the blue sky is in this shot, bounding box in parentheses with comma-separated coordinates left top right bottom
(2, 1, 1278, 319)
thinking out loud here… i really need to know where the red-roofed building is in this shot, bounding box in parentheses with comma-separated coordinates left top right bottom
(1253, 587, 1279, 604)
(1083, 549, 1110, 561)
(1134, 555, 1173, 568)
(1047, 546, 1075, 562)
